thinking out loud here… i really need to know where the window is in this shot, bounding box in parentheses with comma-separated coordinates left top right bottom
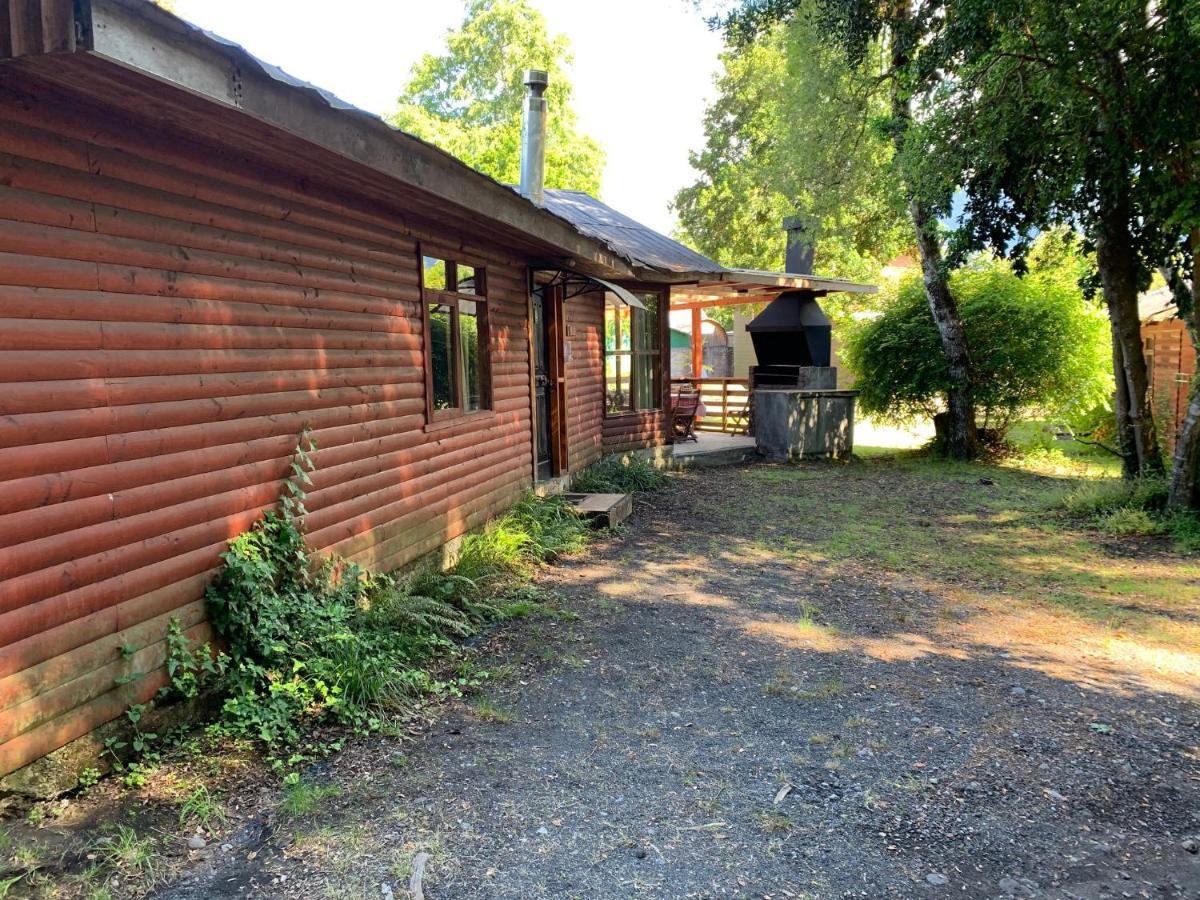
(421, 254, 489, 419)
(604, 291, 661, 414)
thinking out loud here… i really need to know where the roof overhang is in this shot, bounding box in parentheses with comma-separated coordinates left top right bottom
(669, 269, 877, 308)
(1, 0, 639, 281)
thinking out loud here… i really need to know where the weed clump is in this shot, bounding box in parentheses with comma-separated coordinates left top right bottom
(195, 429, 593, 759)
(1062, 475, 1199, 552)
(571, 454, 668, 494)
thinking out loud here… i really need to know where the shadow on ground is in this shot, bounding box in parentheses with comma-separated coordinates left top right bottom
(156, 460, 1200, 899)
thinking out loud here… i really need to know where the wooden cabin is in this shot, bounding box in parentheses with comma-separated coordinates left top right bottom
(1141, 289, 1196, 451)
(0, 0, 872, 781)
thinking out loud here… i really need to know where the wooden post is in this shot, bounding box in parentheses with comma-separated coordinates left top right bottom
(691, 306, 703, 379)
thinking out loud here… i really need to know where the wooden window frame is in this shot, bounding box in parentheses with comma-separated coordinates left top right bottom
(603, 286, 668, 418)
(418, 245, 492, 425)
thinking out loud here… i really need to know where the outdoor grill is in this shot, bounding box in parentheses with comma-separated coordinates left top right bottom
(746, 290, 835, 389)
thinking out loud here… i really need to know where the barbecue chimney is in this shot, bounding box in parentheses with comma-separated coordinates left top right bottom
(782, 216, 815, 275)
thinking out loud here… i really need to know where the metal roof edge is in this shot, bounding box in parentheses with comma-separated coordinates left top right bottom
(76, 0, 638, 280)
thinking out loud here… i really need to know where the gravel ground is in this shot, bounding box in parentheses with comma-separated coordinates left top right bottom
(147, 461, 1200, 899)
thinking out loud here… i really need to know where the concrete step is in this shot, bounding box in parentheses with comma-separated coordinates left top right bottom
(564, 492, 632, 528)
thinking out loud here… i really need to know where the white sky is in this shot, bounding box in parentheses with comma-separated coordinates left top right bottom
(170, 0, 726, 236)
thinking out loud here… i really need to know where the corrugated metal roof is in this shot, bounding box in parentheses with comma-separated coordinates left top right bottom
(541, 189, 725, 276)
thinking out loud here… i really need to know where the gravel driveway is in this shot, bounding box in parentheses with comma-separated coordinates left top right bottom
(161, 461, 1200, 899)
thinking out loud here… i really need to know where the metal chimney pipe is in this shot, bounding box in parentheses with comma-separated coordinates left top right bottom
(520, 69, 549, 207)
(782, 216, 816, 274)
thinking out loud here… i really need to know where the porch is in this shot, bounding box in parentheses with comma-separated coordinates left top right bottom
(671, 430, 757, 467)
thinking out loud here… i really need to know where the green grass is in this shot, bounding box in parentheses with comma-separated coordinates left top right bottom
(471, 700, 513, 724)
(719, 434, 1200, 644)
(177, 784, 228, 832)
(280, 779, 341, 819)
(571, 453, 669, 494)
(89, 826, 163, 887)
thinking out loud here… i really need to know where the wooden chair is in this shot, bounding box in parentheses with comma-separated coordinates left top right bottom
(672, 390, 700, 443)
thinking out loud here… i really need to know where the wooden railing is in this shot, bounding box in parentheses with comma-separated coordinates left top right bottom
(671, 377, 751, 434)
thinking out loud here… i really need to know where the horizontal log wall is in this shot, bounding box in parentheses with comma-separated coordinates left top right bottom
(1145, 319, 1197, 451)
(0, 77, 534, 776)
(603, 410, 667, 454)
(564, 292, 604, 472)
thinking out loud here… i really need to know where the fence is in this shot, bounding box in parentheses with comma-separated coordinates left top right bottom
(671, 378, 751, 434)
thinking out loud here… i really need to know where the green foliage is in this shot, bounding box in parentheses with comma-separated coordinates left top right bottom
(390, 0, 604, 194)
(162, 619, 226, 702)
(844, 245, 1112, 435)
(88, 827, 162, 887)
(278, 779, 340, 819)
(571, 454, 669, 495)
(1062, 474, 1198, 552)
(1097, 507, 1159, 537)
(675, 3, 908, 296)
(178, 785, 227, 832)
(1063, 478, 1169, 518)
(197, 428, 593, 760)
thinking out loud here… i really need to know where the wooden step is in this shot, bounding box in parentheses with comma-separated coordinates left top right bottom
(564, 492, 632, 528)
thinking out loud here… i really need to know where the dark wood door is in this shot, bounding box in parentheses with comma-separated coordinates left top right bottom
(531, 286, 554, 481)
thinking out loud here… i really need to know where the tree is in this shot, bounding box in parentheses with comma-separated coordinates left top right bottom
(908, 0, 1200, 494)
(673, 8, 909, 297)
(844, 242, 1112, 442)
(717, 0, 982, 460)
(390, 0, 604, 195)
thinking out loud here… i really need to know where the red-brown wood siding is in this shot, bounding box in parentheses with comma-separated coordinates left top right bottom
(563, 289, 670, 464)
(564, 292, 604, 471)
(0, 77, 534, 776)
(1144, 318, 1197, 450)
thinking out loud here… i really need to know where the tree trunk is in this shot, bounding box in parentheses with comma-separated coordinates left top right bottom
(1094, 191, 1162, 477)
(1110, 331, 1138, 479)
(1166, 229, 1200, 509)
(888, 16, 979, 461)
(910, 199, 980, 459)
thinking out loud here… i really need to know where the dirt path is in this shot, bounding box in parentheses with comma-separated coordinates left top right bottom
(158, 460, 1200, 899)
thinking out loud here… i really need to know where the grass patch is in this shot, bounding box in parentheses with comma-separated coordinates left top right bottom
(89, 827, 164, 888)
(177, 784, 227, 832)
(280, 779, 341, 819)
(571, 454, 669, 494)
(471, 700, 513, 724)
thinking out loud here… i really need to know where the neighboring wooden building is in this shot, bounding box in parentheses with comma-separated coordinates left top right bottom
(1141, 288, 1197, 449)
(0, 0, 872, 780)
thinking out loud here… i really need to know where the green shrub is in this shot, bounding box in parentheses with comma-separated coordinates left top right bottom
(843, 246, 1112, 438)
(198, 430, 593, 755)
(1063, 477, 1168, 517)
(571, 454, 669, 494)
(1161, 509, 1200, 554)
(1096, 507, 1160, 536)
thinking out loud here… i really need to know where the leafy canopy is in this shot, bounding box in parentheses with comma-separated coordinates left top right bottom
(907, 0, 1200, 294)
(390, 0, 604, 195)
(844, 236, 1113, 434)
(674, 3, 909, 292)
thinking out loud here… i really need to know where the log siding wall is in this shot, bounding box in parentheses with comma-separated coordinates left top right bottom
(563, 290, 670, 460)
(0, 81, 535, 776)
(1145, 318, 1197, 450)
(564, 292, 604, 472)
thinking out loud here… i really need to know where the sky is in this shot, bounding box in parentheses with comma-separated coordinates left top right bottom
(169, 0, 726, 236)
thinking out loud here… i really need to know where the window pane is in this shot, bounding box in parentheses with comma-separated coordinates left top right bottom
(604, 295, 631, 352)
(423, 256, 447, 291)
(606, 353, 631, 414)
(635, 292, 659, 349)
(428, 301, 454, 410)
(457, 264, 478, 295)
(633, 352, 660, 410)
(459, 298, 483, 411)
